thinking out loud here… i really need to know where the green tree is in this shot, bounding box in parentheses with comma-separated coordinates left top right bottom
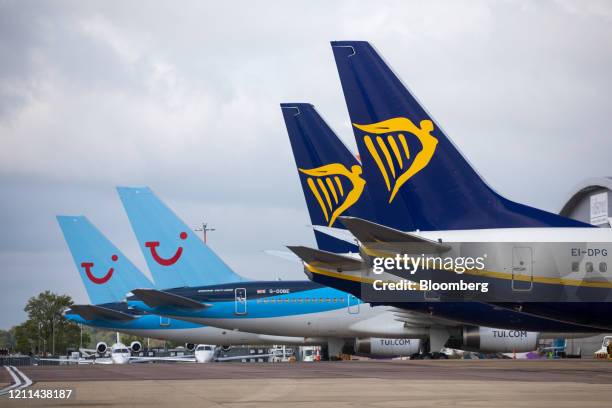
(0, 329, 13, 348)
(13, 291, 90, 355)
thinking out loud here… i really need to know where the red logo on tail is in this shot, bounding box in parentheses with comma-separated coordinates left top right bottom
(145, 232, 187, 266)
(81, 254, 117, 284)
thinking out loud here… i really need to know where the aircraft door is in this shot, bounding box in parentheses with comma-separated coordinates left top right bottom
(347, 294, 360, 314)
(159, 316, 171, 326)
(234, 288, 247, 315)
(512, 247, 533, 291)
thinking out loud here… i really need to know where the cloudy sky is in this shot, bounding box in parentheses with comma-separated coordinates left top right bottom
(1, 0, 611, 329)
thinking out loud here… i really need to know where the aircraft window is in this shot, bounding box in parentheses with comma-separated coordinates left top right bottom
(340, 298, 345, 303)
(319, 298, 324, 303)
(117, 349, 129, 353)
(326, 298, 331, 303)
(263, 298, 268, 304)
(333, 298, 337, 303)
(291, 298, 296, 303)
(284, 298, 290, 303)
(312, 298, 317, 303)
(270, 298, 276, 304)
(298, 298, 303, 303)
(305, 298, 310, 303)
(600, 262, 607, 273)
(586, 262, 594, 273)
(571, 262, 579, 272)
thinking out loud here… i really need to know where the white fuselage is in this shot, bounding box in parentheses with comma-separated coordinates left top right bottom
(171, 305, 418, 339)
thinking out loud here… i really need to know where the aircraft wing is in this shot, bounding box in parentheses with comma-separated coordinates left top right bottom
(68, 304, 136, 321)
(128, 356, 197, 363)
(35, 357, 96, 365)
(287, 246, 363, 271)
(131, 289, 210, 310)
(338, 216, 450, 254)
(215, 353, 277, 362)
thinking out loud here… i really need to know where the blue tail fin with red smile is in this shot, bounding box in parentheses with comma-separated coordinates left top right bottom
(117, 187, 244, 289)
(57, 215, 153, 305)
(330, 41, 591, 230)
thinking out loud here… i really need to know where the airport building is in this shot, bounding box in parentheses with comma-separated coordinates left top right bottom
(559, 177, 612, 357)
(560, 177, 612, 227)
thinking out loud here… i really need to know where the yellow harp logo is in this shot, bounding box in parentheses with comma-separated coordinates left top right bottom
(354, 117, 438, 203)
(299, 163, 366, 227)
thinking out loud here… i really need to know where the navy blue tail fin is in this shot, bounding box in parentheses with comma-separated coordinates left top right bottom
(331, 41, 590, 230)
(281, 103, 375, 252)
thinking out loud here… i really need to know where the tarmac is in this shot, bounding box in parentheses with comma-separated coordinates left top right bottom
(2, 360, 612, 407)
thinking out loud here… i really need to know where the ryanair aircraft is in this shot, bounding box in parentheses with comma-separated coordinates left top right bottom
(281, 101, 606, 351)
(288, 41, 612, 332)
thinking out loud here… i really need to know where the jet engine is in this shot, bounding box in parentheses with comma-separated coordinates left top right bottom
(355, 338, 421, 357)
(96, 342, 108, 354)
(130, 341, 142, 353)
(461, 326, 538, 353)
(185, 343, 196, 351)
(221, 345, 232, 352)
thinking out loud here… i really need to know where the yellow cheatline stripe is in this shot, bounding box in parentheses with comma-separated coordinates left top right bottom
(387, 136, 403, 169)
(305, 264, 424, 290)
(398, 134, 410, 159)
(334, 176, 344, 197)
(305, 264, 377, 284)
(306, 178, 328, 222)
(364, 135, 391, 191)
(325, 177, 338, 204)
(317, 178, 333, 211)
(461, 268, 612, 289)
(376, 136, 396, 179)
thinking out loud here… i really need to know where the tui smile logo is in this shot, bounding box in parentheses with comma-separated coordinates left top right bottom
(81, 254, 117, 284)
(145, 232, 187, 266)
(298, 163, 366, 227)
(354, 117, 438, 203)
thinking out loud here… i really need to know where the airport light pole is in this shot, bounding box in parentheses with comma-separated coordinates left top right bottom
(52, 317, 55, 356)
(195, 222, 215, 244)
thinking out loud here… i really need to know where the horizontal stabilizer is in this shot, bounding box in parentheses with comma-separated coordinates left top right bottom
(132, 288, 209, 310)
(338, 216, 450, 253)
(263, 250, 301, 263)
(68, 304, 135, 321)
(310, 225, 357, 246)
(287, 245, 362, 271)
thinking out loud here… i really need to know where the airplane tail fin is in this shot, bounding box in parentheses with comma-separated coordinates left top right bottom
(57, 216, 153, 305)
(117, 187, 244, 289)
(281, 102, 375, 252)
(331, 41, 590, 230)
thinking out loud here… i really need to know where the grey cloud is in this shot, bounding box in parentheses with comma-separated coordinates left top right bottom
(1, 0, 611, 328)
